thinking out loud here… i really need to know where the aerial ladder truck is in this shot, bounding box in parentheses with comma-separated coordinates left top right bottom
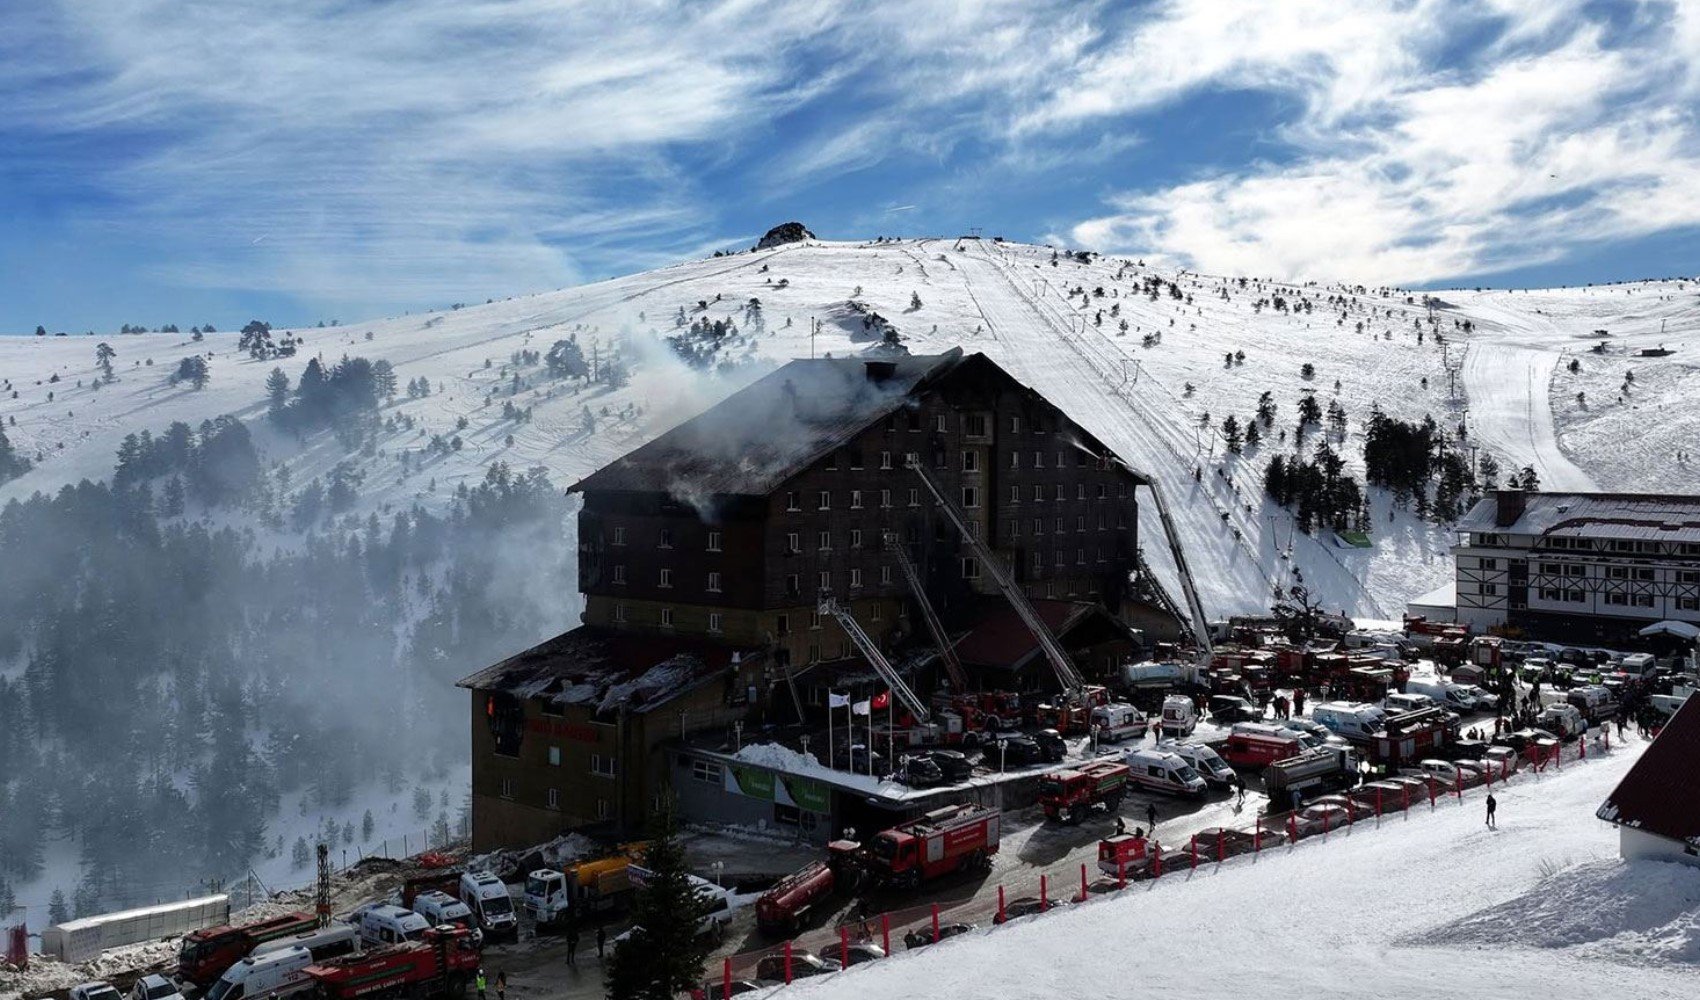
(905, 457, 1108, 734)
(885, 529, 1022, 735)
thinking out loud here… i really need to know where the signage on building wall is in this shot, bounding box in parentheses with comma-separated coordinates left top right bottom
(723, 764, 828, 814)
(525, 718, 602, 743)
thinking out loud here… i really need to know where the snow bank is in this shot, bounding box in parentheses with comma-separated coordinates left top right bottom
(1409, 857, 1700, 968)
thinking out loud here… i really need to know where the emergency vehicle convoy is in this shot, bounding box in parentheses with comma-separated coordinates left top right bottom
(1039, 759, 1129, 823)
(755, 861, 841, 936)
(523, 844, 647, 930)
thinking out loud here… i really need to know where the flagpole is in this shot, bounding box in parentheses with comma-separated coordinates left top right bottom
(828, 693, 835, 770)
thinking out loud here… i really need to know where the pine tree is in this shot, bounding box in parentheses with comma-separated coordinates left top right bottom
(266, 367, 291, 419)
(161, 475, 186, 517)
(0, 423, 30, 485)
(96, 342, 116, 382)
(48, 888, 69, 924)
(1222, 415, 1242, 454)
(605, 810, 711, 1000)
(362, 809, 375, 842)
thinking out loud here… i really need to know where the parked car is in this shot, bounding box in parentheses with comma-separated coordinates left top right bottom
(847, 744, 889, 776)
(1031, 729, 1068, 763)
(129, 976, 184, 1000)
(70, 984, 123, 1000)
(1414, 759, 1463, 785)
(1305, 794, 1375, 821)
(992, 735, 1045, 767)
(904, 922, 975, 949)
(925, 749, 976, 782)
(897, 755, 945, 787)
(841, 942, 886, 966)
(993, 897, 1061, 924)
(1190, 826, 1283, 858)
(754, 951, 840, 982)
(1209, 695, 1262, 723)
(1494, 728, 1561, 753)
(694, 980, 763, 1000)
(1291, 803, 1353, 836)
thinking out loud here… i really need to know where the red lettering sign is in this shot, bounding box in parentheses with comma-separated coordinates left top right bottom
(525, 718, 600, 743)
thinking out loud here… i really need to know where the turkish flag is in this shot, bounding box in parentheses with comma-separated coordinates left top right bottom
(871, 691, 891, 710)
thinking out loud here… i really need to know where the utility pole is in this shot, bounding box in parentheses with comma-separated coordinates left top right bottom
(810, 318, 818, 360)
(315, 844, 331, 928)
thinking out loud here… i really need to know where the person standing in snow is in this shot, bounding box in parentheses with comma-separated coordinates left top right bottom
(1145, 802, 1158, 832)
(1293, 688, 1306, 717)
(475, 970, 487, 1000)
(566, 926, 579, 966)
(1485, 793, 1498, 829)
(596, 925, 606, 960)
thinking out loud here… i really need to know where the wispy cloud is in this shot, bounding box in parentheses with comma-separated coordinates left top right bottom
(1053, 1, 1700, 285)
(2, 0, 1697, 323)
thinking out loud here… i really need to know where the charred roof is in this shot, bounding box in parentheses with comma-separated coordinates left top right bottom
(569, 348, 1149, 502)
(456, 625, 760, 718)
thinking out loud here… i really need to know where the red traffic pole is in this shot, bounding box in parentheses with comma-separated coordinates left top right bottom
(881, 913, 890, 956)
(1454, 769, 1462, 800)
(1322, 810, 1330, 841)
(840, 926, 849, 969)
(1255, 815, 1263, 852)
(1580, 733, 1587, 759)
(784, 940, 793, 984)
(1375, 787, 1383, 817)
(1117, 858, 1126, 889)
(1040, 874, 1048, 910)
(931, 902, 939, 942)
(1428, 779, 1436, 809)
(723, 958, 731, 1000)
(1189, 835, 1198, 870)
(997, 884, 1006, 923)
(1217, 828, 1225, 863)
(1287, 815, 1297, 843)
(1605, 727, 1611, 750)
(1079, 862, 1088, 901)
(1403, 783, 1410, 813)
(1154, 844, 1163, 878)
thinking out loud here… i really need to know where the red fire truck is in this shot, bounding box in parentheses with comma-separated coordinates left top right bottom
(754, 860, 840, 936)
(1038, 759, 1129, 824)
(1369, 707, 1461, 767)
(1218, 729, 1302, 768)
(177, 911, 318, 987)
(304, 927, 481, 1000)
(832, 804, 1000, 888)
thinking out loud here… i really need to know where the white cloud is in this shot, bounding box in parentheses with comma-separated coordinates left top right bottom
(1059, 2, 1700, 284)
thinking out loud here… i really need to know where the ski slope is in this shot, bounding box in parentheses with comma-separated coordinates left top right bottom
(2, 240, 1696, 621)
(778, 741, 1700, 1000)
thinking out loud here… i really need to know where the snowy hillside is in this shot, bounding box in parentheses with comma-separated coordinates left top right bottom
(3, 239, 1696, 622)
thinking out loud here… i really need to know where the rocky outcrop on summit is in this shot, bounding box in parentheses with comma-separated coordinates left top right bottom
(755, 222, 814, 250)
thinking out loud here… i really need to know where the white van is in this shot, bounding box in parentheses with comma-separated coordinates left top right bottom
(1091, 702, 1147, 743)
(250, 924, 360, 963)
(349, 903, 429, 947)
(1535, 703, 1586, 739)
(1234, 721, 1325, 752)
(1121, 748, 1207, 797)
(1311, 702, 1387, 742)
(1158, 695, 1199, 738)
(412, 891, 482, 945)
(1406, 680, 1480, 713)
(1382, 692, 1436, 715)
(458, 872, 519, 940)
(204, 947, 315, 1000)
(1620, 653, 1656, 676)
(1156, 740, 1233, 787)
(627, 867, 736, 938)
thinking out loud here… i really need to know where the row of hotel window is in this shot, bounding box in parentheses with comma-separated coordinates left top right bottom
(1480, 582, 1698, 609)
(807, 439, 1106, 474)
(1474, 535, 1700, 556)
(496, 777, 612, 818)
(610, 545, 1115, 593)
(1476, 558, 1700, 584)
(783, 481, 1124, 514)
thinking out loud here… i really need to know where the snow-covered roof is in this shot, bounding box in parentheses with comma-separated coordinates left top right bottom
(1596, 693, 1700, 848)
(456, 626, 760, 717)
(1459, 492, 1700, 544)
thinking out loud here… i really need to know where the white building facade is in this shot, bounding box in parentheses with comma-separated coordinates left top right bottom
(1452, 491, 1700, 644)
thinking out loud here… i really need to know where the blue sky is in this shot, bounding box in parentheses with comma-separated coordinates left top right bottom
(3, 0, 1699, 334)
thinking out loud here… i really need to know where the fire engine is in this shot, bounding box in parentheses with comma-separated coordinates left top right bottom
(831, 803, 1000, 888)
(1368, 707, 1461, 767)
(1039, 759, 1129, 824)
(303, 927, 480, 1000)
(177, 911, 318, 987)
(754, 860, 841, 936)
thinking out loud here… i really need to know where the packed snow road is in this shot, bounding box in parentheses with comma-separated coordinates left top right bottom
(1462, 341, 1596, 491)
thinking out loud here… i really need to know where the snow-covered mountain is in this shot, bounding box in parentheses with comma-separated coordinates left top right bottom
(3, 238, 1696, 621)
